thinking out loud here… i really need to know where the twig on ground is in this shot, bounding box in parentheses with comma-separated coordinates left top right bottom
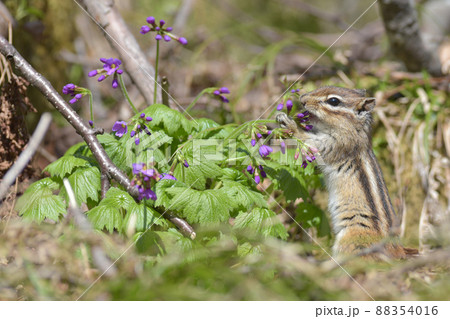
(2, 177, 18, 234)
(0, 112, 52, 201)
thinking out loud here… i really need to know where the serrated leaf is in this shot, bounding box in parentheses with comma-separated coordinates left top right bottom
(123, 201, 168, 232)
(86, 187, 134, 233)
(233, 207, 288, 240)
(43, 155, 90, 178)
(15, 178, 66, 223)
(221, 180, 267, 210)
(174, 159, 222, 190)
(154, 179, 186, 208)
(98, 134, 127, 171)
(192, 118, 231, 139)
(167, 187, 232, 224)
(295, 202, 331, 237)
(67, 166, 101, 205)
(120, 130, 173, 168)
(141, 104, 192, 136)
(265, 167, 309, 202)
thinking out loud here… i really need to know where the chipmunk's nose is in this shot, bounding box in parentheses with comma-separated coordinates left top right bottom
(299, 93, 308, 106)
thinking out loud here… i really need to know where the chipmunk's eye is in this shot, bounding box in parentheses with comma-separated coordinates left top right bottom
(326, 97, 341, 107)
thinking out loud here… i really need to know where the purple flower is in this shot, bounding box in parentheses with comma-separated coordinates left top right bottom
(140, 17, 187, 46)
(256, 133, 262, 139)
(160, 173, 177, 180)
(142, 169, 156, 177)
(138, 188, 157, 201)
(247, 165, 254, 174)
(130, 130, 136, 137)
(286, 99, 293, 112)
(62, 84, 86, 104)
(254, 175, 261, 184)
(304, 125, 313, 131)
(88, 58, 123, 89)
(135, 138, 140, 145)
(88, 120, 94, 127)
(146, 116, 152, 122)
(178, 37, 188, 45)
(259, 165, 267, 178)
(132, 163, 144, 174)
(211, 87, 230, 103)
(280, 141, 286, 154)
(183, 160, 189, 168)
(259, 145, 273, 158)
(267, 130, 272, 135)
(302, 161, 308, 168)
(277, 103, 284, 111)
(251, 139, 256, 147)
(112, 121, 128, 137)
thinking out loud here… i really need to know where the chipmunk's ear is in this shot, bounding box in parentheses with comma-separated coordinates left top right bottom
(356, 97, 376, 114)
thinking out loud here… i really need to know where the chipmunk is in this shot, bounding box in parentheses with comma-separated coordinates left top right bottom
(276, 86, 417, 259)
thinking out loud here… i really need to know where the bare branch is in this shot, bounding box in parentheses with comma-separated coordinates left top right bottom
(0, 112, 51, 201)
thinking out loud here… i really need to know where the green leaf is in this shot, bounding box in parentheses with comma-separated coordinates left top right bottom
(174, 159, 222, 190)
(43, 155, 90, 178)
(192, 118, 231, 139)
(86, 187, 135, 233)
(120, 130, 173, 169)
(15, 178, 66, 223)
(141, 104, 192, 136)
(234, 207, 288, 240)
(295, 202, 331, 237)
(123, 201, 169, 232)
(167, 187, 232, 224)
(98, 134, 127, 171)
(221, 180, 267, 210)
(265, 167, 309, 202)
(154, 179, 186, 208)
(67, 166, 101, 205)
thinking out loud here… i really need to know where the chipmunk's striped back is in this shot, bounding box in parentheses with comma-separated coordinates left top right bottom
(277, 86, 414, 258)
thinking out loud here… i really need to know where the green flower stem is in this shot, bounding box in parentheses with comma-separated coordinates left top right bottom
(184, 88, 208, 114)
(88, 91, 94, 126)
(213, 181, 223, 189)
(224, 119, 276, 143)
(119, 74, 138, 114)
(154, 40, 160, 104)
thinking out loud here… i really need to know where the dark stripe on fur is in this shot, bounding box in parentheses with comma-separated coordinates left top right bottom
(368, 150, 394, 227)
(355, 156, 380, 232)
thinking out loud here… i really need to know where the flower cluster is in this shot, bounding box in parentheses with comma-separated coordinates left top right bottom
(131, 163, 158, 201)
(131, 163, 177, 201)
(247, 164, 267, 184)
(62, 83, 89, 104)
(295, 145, 319, 168)
(296, 110, 313, 131)
(112, 112, 153, 145)
(88, 58, 124, 89)
(277, 88, 301, 113)
(249, 125, 273, 158)
(212, 87, 230, 103)
(140, 16, 187, 45)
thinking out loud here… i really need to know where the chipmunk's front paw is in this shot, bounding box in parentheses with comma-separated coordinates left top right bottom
(276, 113, 296, 130)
